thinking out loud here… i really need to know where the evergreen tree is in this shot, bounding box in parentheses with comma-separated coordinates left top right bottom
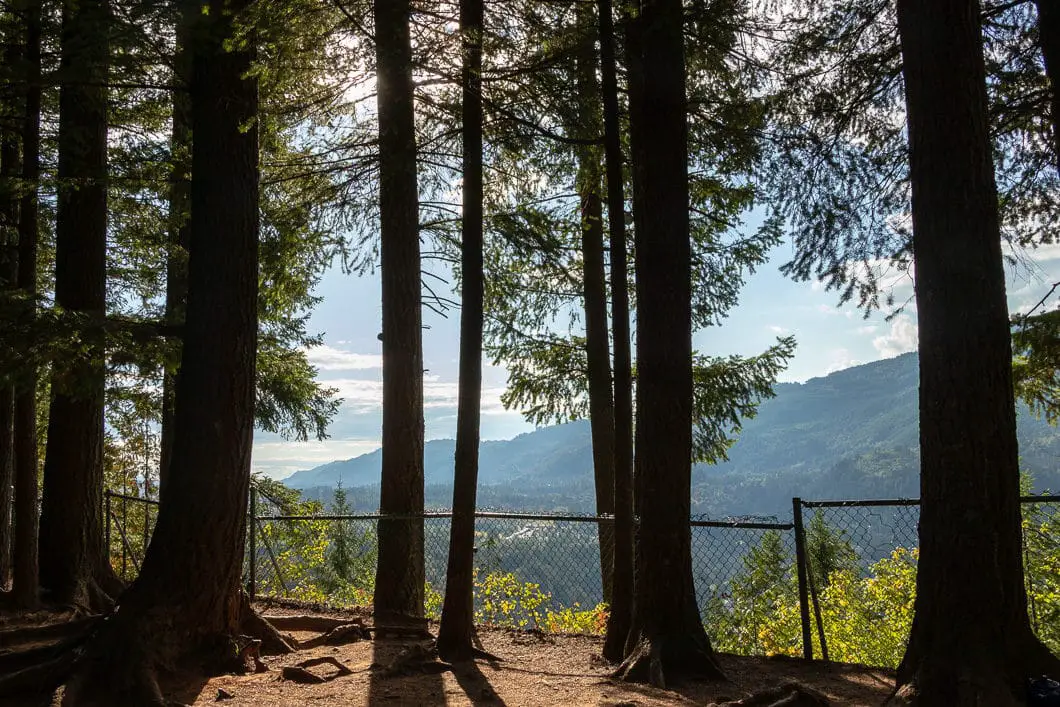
(614, 0, 723, 686)
(373, 0, 426, 621)
(11, 0, 41, 610)
(893, 0, 1060, 701)
(64, 0, 265, 699)
(437, 0, 485, 662)
(37, 0, 120, 611)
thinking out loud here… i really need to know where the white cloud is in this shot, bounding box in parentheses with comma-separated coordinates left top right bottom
(326, 377, 509, 415)
(857, 324, 878, 335)
(251, 439, 383, 479)
(824, 348, 862, 375)
(768, 325, 790, 335)
(873, 315, 918, 357)
(305, 345, 383, 372)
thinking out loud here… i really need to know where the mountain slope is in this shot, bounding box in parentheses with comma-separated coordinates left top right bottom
(281, 353, 1060, 511)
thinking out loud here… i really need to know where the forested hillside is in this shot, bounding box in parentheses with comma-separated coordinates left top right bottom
(286, 352, 1060, 516)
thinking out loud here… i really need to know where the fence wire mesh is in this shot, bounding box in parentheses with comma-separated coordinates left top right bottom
(103, 490, 1060, 667)
(797, 496, 1060, 667)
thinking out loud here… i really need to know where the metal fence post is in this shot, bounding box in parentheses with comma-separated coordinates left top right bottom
(248, 486, 257, 601)
(792, 497, 813, 660)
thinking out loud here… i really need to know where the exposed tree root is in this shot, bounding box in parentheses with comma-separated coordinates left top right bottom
(715, 682, 830, 707)
(614, 632, 726, 689)
(0, 650, 81, 699)
(887, 634, 1060, 707)
(259, 614, 350, 633)
(373, 641, 453, 678)
(238, 594, 294, 655)
(280, 656, 353, 684)
(0, 615, 99, 649)
(296, 621, 370, 649)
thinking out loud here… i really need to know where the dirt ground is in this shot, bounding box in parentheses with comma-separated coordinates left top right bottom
(168, 604, 896, 707)
(1, 603, 896, 707)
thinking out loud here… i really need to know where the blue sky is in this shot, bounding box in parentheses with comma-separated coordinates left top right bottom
(250, 239, 1060, 480)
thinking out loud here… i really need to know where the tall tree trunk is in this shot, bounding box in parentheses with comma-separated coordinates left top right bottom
(599, 0, 635, 664)
(0, 26, 19, 588)
(614, 0, 723, 687)
(37, 0, 118, 611)
(891, 1, 1060, 704)
(373, 0, 425, 620)
(11, 0, 41, 609)
(159, 9, 193, 501)
(436, 0, 484, 662)
(1036, 0, 1060, 174)
(63, 0, 259, 701)
(574, 0, 617, 608)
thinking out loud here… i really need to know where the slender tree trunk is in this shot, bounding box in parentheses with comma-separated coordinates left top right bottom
(1036, 0, 1060, 174)
(0, 28, 18, 588)
(11, 0, 41, 609)
(436, 0, 484, 662)
(159, 9, 192, 501)
(63, 1, 260, 701)
(599, 0, 635, 664)
(891, 1, 1060, 704)
(38, 0, 119, 611)
(574, 0, 617, 607)
(373, 0, 425, 620)
(0, 390, 10, 590)
(614, 0, 723, 687)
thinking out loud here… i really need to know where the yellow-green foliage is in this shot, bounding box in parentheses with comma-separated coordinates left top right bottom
(1025, 505, 1060, 654)
(423, 570, 607, 634)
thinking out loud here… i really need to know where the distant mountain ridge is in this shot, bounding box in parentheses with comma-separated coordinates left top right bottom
(282, 353, 1060, 513)
(283, 421, 591, 489)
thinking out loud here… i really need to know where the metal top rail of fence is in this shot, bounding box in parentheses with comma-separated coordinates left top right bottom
(103, 489, 1060, 669)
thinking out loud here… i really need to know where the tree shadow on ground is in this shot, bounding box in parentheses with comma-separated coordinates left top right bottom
(366, 637, 446, 706)
(451, 659, 509, 706)
(159, 671, 211, 706)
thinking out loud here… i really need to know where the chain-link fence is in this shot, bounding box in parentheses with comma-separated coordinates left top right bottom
(794, 495, 1060, 668)
(103, 489, 1060, 667)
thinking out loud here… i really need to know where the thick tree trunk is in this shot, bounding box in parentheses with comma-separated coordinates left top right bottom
(1036, 0, 1060, 175)
(11, 0, 41, 610)
(436, 0, 484, 662)
(614, 0, 723, 687)
(599, 0, 635, 664)
(891, 1, 1060, 704)
(38, 0, 119, 611)
(159, 10, 192, 501)
(373, 0, 425, 620)
(62, 1, 260, 702)
(574, 0, 618, 608)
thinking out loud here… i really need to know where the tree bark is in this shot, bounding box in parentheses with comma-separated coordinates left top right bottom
(599, 0, 635, 664)
(1036, 0, 1060, 175)
(436, 0, 484, 662)
(159, 7, 192, 502)
(11, 0, 41, 610)
(38, 0, 119, 611)
(891, 1, 1060, 704)
(574, 0, 617, 608)
(614, 0, 723, 687)
(0, 28, 18, 588)
(0, 388, 11, 590)
(62, 0, 259, 701)
(373, 0, 425, 620)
